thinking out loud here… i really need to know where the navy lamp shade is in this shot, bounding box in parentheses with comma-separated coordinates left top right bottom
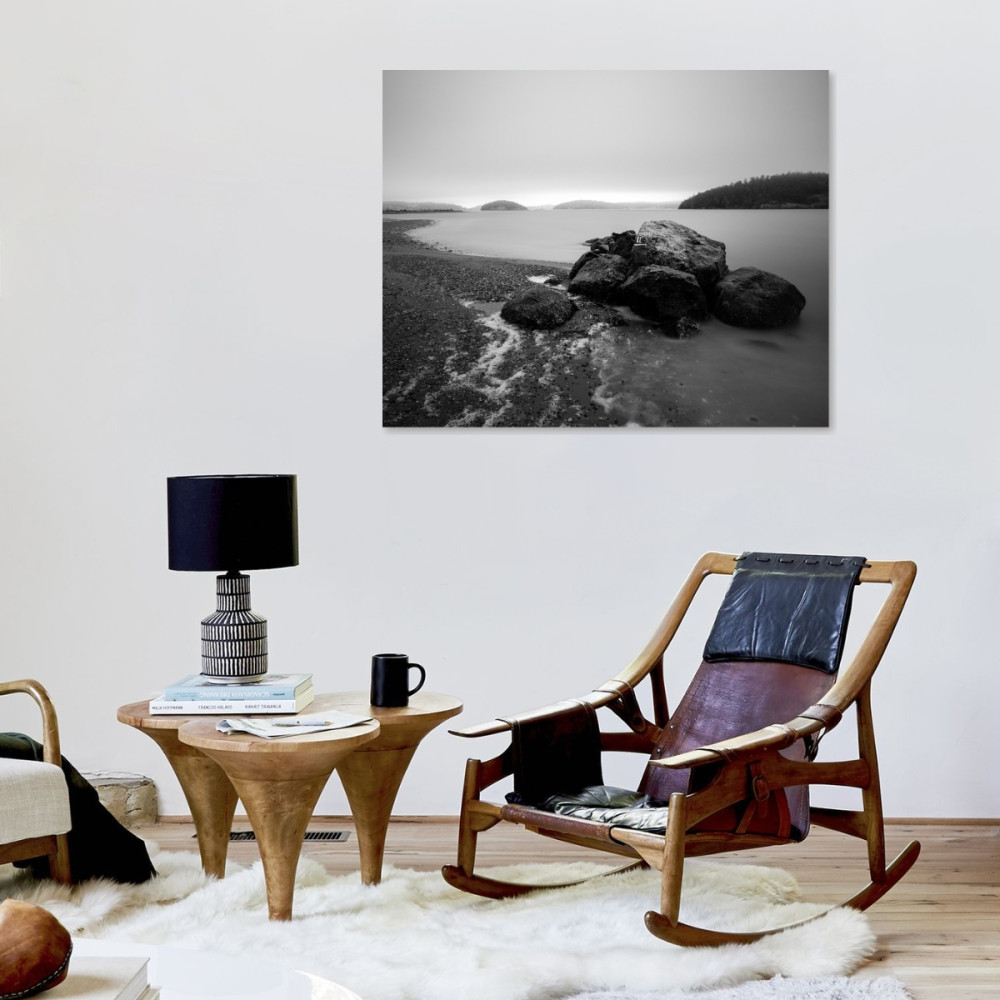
(167, 475, 298, 683)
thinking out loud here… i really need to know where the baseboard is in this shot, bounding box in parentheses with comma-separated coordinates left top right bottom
(886, 816, 1000, 825)
(154, 814, 459, 825)
(152, 814, 997, 825)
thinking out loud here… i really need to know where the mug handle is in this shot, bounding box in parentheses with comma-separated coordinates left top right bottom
(408, 663, 426, 696)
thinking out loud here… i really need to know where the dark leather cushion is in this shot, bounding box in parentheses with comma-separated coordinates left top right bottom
(538, 785, 672, 833)
(703, 552, 867, 673)
(536, 781, 808, 841)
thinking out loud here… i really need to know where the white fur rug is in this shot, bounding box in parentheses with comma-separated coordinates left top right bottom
(0, 845, 888, 1000)
(570, 979, 912, 1000)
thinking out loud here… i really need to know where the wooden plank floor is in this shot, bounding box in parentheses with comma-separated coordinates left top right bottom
(134, 818, 1000, 1000)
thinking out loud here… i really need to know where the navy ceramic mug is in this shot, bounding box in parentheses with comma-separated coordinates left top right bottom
(370, 653, 426, 707)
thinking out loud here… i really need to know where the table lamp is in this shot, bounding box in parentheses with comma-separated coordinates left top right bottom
(167, 474, 298, 683)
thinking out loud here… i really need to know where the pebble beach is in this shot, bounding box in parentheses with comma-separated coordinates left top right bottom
(382, 218, 612, 427)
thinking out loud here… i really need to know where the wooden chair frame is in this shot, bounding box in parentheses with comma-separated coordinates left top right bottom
(0, 678, 72, 883)
(442, 552, 919, 946)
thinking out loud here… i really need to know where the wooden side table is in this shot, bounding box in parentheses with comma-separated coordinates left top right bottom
(320, 691, 463, 884)
(117, 700, 379, 920)
(117, 690, 461, 914)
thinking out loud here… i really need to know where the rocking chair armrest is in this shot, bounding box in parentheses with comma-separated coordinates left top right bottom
(650, 714, 828, 770)
(449, 718, 513, 738)
(448, 687, 623, 738)
(0, 678, 63, 766)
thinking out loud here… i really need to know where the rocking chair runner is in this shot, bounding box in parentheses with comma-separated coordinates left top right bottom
(442, 551, 919, 947)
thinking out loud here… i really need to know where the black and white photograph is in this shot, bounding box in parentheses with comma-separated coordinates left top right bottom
(383, 70, 829, 428)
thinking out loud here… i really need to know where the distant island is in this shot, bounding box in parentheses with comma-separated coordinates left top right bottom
(480, 200, 527, 211)
(383, 201, 465, 213)
(679, 172, 829, 209)
(553, 199, 680, 210)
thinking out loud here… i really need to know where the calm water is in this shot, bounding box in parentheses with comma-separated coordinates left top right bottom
(406, 209, 826, 305)
(391, 209, 829, 427)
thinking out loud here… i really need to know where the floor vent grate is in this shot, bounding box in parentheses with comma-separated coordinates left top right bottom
(194, 831, 352, 843)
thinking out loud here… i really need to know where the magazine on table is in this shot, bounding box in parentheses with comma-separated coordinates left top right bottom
(216, 710, 373, 739)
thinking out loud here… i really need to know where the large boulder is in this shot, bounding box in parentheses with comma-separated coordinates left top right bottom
(608, 230, 637, 257)
(569, 250, 599, 280)
(579, 231, 636, 263)
(621, 265, 707, 323)
(500, 285, 576, 329)
(557, 300, 629, 337)
(712, 267, 806, 328)
(631, 220, 728, 296)
(568, 253, 629, 302)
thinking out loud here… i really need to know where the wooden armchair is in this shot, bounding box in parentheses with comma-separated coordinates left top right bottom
(0, 679, 72, 882)
(442, 552, 918, 946)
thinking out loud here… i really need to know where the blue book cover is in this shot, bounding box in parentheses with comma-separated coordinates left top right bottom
(161, 672, 313, 701)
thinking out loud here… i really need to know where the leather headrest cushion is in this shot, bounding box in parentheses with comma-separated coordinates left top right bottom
(703, 552, 867, 673)
(0, 900, 72, 999)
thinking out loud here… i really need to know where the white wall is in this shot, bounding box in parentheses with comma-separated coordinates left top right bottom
(1, 0, 997, 820)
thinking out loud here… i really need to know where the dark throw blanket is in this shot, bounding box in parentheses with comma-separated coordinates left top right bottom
(2, 733, 156, 884)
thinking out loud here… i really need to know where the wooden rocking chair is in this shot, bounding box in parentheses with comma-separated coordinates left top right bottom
(442, 551, 919, 947)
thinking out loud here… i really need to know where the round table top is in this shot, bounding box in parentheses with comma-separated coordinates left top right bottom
(317, 692, 462, 751)
(117, 698, 379, 753)
(117, 692, 462, 753)
(321, 691, 463, 725)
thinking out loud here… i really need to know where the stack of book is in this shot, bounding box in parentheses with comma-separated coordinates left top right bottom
(149, 672, 314, 715)
(58, 956, 158, 999)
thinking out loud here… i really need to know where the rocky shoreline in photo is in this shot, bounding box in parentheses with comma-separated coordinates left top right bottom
(499, 219, 806, 337)
(382, 216, 825, 428)
(383, 219, 611, 427)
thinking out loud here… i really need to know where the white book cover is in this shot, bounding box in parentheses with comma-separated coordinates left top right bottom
(149, 687, 315, 715)
(51, 956, 149, 1000)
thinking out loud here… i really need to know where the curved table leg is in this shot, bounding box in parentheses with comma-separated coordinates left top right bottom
(301, 691, 462, 887)
(227, 773, 331, 920)
(136, 728, 237, 878)
(196, 748, 358, 921)
(337, 746, 417, 885)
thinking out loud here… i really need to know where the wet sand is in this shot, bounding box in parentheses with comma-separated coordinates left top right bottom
(383, 218, 612, 427)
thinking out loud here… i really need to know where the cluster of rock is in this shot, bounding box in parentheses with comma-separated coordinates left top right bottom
(499, 219, 806, 335)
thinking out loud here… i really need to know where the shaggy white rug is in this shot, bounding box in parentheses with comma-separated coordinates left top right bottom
(568, 978, 912, 1000)
(0, 845, 888, 1000)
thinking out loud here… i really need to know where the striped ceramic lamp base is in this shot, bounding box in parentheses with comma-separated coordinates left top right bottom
(200, 572, 268, 683)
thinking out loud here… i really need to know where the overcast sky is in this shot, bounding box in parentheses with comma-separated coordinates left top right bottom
(383, 70, 828, 207)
